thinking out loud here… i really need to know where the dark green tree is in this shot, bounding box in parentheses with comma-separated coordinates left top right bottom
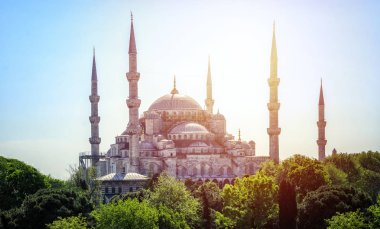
(0, 156, 47, 211)
(193, 181, 222, 229)
(279, 179, 296, 229)
(298, 185, 372, 229)
(1, 188, 93, 229)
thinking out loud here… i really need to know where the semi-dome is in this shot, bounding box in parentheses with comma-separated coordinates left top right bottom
(169, 122, 209, 135)
(148, 93, 202, 111)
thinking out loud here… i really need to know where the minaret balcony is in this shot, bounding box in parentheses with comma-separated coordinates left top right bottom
(89, 95, 100, 103)
(267, 128, 281, 135)
(267, 78, 280, 86)
(127, 72, 140, 81)
(127, 98, 141, 108)
(267, 102, 280, 111)
(89, 137, 101, 144)
(126, 123, 142, 135)
(317, 121, 326, 127)
(317, 139, 327, 145)
(89, 116, 100, 124)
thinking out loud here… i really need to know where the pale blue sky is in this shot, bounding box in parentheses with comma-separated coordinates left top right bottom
(1, 1, 379, 179)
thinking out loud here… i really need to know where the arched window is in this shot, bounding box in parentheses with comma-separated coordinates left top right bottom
(201, 164, 205, 176)
(192, 167, 197, 177)
(227, 167, 232, 175)
(208, 167, 213, 176)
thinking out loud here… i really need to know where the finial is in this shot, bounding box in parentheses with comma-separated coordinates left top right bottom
(273, 21, 276, 32)
(93, 46, 95, 56)
(171, 75, 179, 94)
(217, 108, 220, 114)
(238, 129, 241, 142)
(131, 11, 133, 21)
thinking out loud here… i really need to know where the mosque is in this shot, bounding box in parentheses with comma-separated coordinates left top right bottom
(84, 15, 327, 196)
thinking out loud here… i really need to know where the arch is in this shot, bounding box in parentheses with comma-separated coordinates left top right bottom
(208, 167, 213, 176)
(223, 179, 230, 186)
(192, 167, 198, 177)
(227, 167, 233, 176)
(201, 164, 206, 176)
(212, 179, 218, 184)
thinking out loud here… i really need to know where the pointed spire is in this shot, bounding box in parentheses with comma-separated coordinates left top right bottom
(91, 47, 97, 81)
(207, 55, 212, 97)
(171, 75, 179, 94)
(270, 21, 278, 78)
(129, 12, 137, 54)
(319, 79, 324, 105)
(238, 129, 241, 142)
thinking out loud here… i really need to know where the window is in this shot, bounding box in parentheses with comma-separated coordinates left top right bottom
(105, 186, 108, 194)
(129, 187, 133, 192)
(118, 187, 122, 193)
(111, 187, 115, 193)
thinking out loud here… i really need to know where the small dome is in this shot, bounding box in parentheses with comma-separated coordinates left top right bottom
(169, 122, 209, 134)
(148, 94, 202, 111)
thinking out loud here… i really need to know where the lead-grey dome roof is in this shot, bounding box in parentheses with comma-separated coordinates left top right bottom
(169, 122, 209, 134)
(148, 94, 202, 111)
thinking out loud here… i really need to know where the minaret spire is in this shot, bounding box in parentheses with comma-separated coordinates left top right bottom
(89, 48, 101, 166)
(317, 79, 327, 160)
(205, 55, 215, 114)
(125, 13, 142, 173)
(267, 22, 281, 163)
(171, 75, 178, 94)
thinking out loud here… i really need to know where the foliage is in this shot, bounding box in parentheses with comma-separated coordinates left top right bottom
(92, 199, 158, 229)
(0, 156, 47, 211)
(259, 160, 281, 182)
(47, 215, 88, 229)
(298, 185, 372, 229)
(66, 165, 101, 205)
(326, 210, 367, 229)
(278, 179, 296, 229)
(215, 211, 236, 229)
(324, 153, 360, 182)
(281, 154, 330, 200)
(193, 181, 223, 229)
(323, 163, 348, 186)
(219, 172, 279, 229)
(1, 188, 93, 229)
(147, 172, 201, 228)
(44, 175, 66, 189)
(109, 189, 147, 203)
(156, 205, 190, 229)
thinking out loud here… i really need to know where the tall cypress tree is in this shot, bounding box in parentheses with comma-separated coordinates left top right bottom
(279, 179, 297, 229)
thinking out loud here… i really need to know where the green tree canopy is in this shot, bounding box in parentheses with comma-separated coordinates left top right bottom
(326, 210, 368, 229)
(281, 154, 330, 200)
(217, 172, 279, 229)
(47, 215, 88, 229)
(146, 172, 201, 228)
(0, 156, 47, 211)
(298, 185, 372, 229)
(92, 199, 158, 229)
(1, 188, 93, 229)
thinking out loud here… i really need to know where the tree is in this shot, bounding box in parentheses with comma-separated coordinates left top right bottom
(324, 153, 360, 182)
(219, 172, 279, 228)
(1, 188, 93, 229)
(193, 181, 223, 229)
(278, 179, 296, 229)
(0, 156, 47, 211)
(326, 210, 368, 229)
(298, 185, 372, 229)
(281, 154, 330, 200)
(47, 215, 88, 229)
(146, 172, 201, 228)
(323, 163, 348, 186)
(92, 199, 158, 229)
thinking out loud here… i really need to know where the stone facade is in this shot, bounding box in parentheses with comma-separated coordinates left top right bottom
(94, 16, 276, 184)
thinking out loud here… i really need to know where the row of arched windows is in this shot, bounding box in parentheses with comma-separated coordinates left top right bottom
(177, 165, 233, 177)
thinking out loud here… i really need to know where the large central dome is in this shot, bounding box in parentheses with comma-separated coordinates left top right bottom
(148, 93, 202, 111)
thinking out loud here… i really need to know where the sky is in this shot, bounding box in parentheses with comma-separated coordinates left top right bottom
(0, 1, 379, 179)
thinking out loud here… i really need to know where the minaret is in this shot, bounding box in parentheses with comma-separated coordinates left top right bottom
(317, 80, 327, 161)
(267, 22, 281, 163)
(205, 55, 214, 114)
(89, 48, 101, 166)
(125, 13, 142, 173)
(171, 75, 179, 94)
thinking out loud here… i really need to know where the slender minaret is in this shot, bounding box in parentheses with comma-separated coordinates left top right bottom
(89, 48, 101, 166)
(171, 75, 179, 94)
(317, 80, 327, 161)
(205, 55, 214, 114)
(267, 22, 281, 163)
(125, 13, 142, 173)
